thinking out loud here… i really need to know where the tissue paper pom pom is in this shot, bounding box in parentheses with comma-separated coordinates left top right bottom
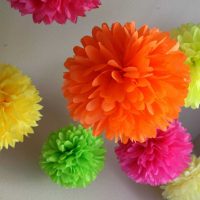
(115, 121, 193, 186)
(8, 0, 101, 24)
(40, 124, 105, 188)
(171, 23, 200, 109)
(162, 156, 200, 200)
(63, 22, 190, 143)
(0, 64, 42, 149)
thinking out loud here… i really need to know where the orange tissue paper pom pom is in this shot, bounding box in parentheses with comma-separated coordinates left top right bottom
(63, 22, 190, 143)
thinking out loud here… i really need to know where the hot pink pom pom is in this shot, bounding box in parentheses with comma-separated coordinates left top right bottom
(8, 0, 101, 24)
(115, 120, 193, 186)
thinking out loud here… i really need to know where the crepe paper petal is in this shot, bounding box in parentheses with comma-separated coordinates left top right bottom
(8, 0, 101, 24)
(63, 21, 190, 143)
(115, 120, 193, 186)
(0, 64, 42, 150)
(161, 155, 200, 200)
(171, 23, 200, 109)
(40, 124, 106, 188)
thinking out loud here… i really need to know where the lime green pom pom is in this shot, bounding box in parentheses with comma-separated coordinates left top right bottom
(40, 124, 106, 188)
(171, 23, 200, 109)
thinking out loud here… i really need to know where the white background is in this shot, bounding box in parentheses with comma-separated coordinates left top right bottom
(1, 0, 200, 199)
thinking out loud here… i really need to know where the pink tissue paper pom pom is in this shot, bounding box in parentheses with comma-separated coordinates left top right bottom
(115, 120, 193, 186)
(8, 0, 101, 24)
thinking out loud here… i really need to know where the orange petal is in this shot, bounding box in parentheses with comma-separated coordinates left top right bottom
(86, 98, 101, 111)
(102, 98, 116, 112)
(111, 71, 123, 83)
(85, 45, 104, 63)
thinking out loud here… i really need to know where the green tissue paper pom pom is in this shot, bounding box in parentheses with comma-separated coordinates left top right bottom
(171, 23, 200, 109)
(40, 124, 106, 188)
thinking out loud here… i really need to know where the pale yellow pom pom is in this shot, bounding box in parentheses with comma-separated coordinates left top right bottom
(0, 64, 42, 150)
(161, 155, 200, 200)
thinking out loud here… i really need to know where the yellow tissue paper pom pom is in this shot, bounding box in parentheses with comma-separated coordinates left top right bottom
(161, 155, 200, 200)
(171, 23, 200, 109)
(0, 64, 42, 150)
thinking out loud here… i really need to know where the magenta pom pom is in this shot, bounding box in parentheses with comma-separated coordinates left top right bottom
(8, 0, 101, 24)
(115, 121, 193, 186)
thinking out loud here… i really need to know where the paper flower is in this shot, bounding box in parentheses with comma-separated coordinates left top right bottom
(0, 64, 42, 149)
(40, 124, 105, 188)
(171, 23, 200, 109)
(162, 155, 200, 200)
(63, 22, 190, 143)
(115, 120, 193, 186)
(8, 0, 101, 24)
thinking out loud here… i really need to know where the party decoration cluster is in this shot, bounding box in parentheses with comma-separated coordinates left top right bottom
(40, 124, 105, 188)
(3, 1, 200, 196)
(115, 120, 193, 186)
(0, 64, 42, 149)
(63, 22, 189, 143)
(171, 23, 200, 109)
(8, 0, 101, 24)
